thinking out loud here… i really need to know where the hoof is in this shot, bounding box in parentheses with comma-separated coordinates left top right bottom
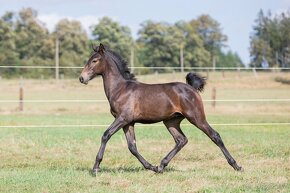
(237, 166, 244, 172)
(151, 166, 159, 173)
(235, 165, 244, 172)
(91, 168, 100, 176)
(156, 166, 164, 173)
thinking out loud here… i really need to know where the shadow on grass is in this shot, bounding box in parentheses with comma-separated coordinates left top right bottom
(75, 166, 180, 177)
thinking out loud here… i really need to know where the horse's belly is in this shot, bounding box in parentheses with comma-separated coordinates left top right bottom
(131, 85, 181, 122)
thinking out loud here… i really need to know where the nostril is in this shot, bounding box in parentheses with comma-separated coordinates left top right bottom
(79, 76, 84, 83)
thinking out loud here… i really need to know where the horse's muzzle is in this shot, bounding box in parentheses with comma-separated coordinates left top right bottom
(79, 76, 84, 83)
(79, 76, 87, 84)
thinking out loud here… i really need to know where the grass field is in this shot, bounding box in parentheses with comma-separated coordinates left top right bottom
(0, 71, 289, 192)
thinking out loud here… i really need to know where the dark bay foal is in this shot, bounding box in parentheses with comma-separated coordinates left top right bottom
(79, 43, 243, 175)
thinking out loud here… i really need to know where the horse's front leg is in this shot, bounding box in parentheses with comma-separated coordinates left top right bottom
(92, 116, 127, 175)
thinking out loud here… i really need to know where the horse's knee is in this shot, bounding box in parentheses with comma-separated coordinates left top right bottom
(101, 130, 111, 143)
(181, 136, 188, 147)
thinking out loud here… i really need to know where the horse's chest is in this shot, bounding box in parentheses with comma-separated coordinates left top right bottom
(110, 108, 117, 117)
(109, 97, 135, 118)
(109, 101, 124, 117)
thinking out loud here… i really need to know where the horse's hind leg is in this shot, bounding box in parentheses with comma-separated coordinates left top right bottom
(123, 124, 158, 172)
(158, 117, 188, 173)
(186, 113, 242, 171)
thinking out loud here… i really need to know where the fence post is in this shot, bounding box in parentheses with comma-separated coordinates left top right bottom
(206, 69, 209, 79)
(130, 45, 134, 74)
(55, 37, 59, 80)
(212, 87, 216, 109)
(19, 77, 23, 111)
(180, 44, 184, 73)
(252, 67, 258, 79)
(212, 56, 216, 72)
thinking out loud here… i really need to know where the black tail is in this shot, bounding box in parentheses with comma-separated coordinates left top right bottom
(186, 72, 206, 92)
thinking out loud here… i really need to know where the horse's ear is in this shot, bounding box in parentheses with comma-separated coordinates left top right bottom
(91, 42, 98, 52)
(98, 43, 105, 54)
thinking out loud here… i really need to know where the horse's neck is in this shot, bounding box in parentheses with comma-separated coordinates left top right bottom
(102, 60, 126, 101)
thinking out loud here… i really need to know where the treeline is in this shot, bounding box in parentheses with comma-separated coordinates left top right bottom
(3, 7, 283, 78)
(250, 9, 290, 68)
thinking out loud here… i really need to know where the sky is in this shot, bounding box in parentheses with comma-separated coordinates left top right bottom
(0, 0, 289, 65)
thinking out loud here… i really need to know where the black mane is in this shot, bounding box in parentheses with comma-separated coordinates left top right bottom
(106, 49, 136, 80)
(92, 45, 135, 80)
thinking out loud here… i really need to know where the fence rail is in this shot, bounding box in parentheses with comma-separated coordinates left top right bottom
(0, 122, 289, 128)
(0, 65, 290, 70)
(1, 65, 289, 129)
(0, 99, 289, 103)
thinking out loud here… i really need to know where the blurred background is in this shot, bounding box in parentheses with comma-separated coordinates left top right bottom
(0, 0, 289, 116)
(0, 0, 289, 79)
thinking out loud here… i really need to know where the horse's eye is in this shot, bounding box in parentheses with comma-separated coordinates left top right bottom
(92, 60, 97, 63)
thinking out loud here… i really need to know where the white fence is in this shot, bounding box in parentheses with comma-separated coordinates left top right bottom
(0, 65, 289, 128)
(1, 65, 290, 70)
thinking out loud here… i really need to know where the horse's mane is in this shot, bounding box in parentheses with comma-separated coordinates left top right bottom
(106, 49, 136, 81)
(92, 45, 135, 80)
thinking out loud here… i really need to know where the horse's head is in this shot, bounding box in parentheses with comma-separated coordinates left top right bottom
(79, 43, 106, 85)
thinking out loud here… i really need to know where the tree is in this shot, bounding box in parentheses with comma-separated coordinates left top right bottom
(137, 21, 183, 71)
(190, 14, 227, 60)
(0, 8, 90, 78)
(15, 8, 54, 63)
(174, 21, 211, 68)
(0, 11, 20, 77)
(137, 18, 234, 71)
(0, 8, 243, 78)
(250, 9, 290, 68)
(54, 19, 89, 77)
(216, 49, 244, 68)
(14, 8, 55, 77)
(91, 17, 133, 63)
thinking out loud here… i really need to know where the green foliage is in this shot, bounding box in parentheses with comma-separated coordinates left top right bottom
(91, 17, 133, 63)
(216, 49, 244, 67)
(15, 8, 55, 78)
(137, 21, 182, 72)
(250, 9, 290, 68)
(0, 8, 245, 78)
(175, 21, 211, 67)
(136, 16, 235, 72)
(54, 19, 89, 77)
(0, 12, 20, 77)
(0, 8, 90, 78)
(0, 8, 55, 78)
(191, 14, 227, 58)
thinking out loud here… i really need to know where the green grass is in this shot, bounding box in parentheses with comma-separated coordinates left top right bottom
(0, 71, 289, 192)
(0, 120, 289, 192)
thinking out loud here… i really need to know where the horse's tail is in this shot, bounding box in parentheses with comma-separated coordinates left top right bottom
(186, 72, 206, 92)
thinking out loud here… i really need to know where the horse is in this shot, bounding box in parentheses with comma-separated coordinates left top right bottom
(79, 43, 243, 175)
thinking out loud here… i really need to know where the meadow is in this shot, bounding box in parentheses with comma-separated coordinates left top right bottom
(0, 71, 289, 192)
